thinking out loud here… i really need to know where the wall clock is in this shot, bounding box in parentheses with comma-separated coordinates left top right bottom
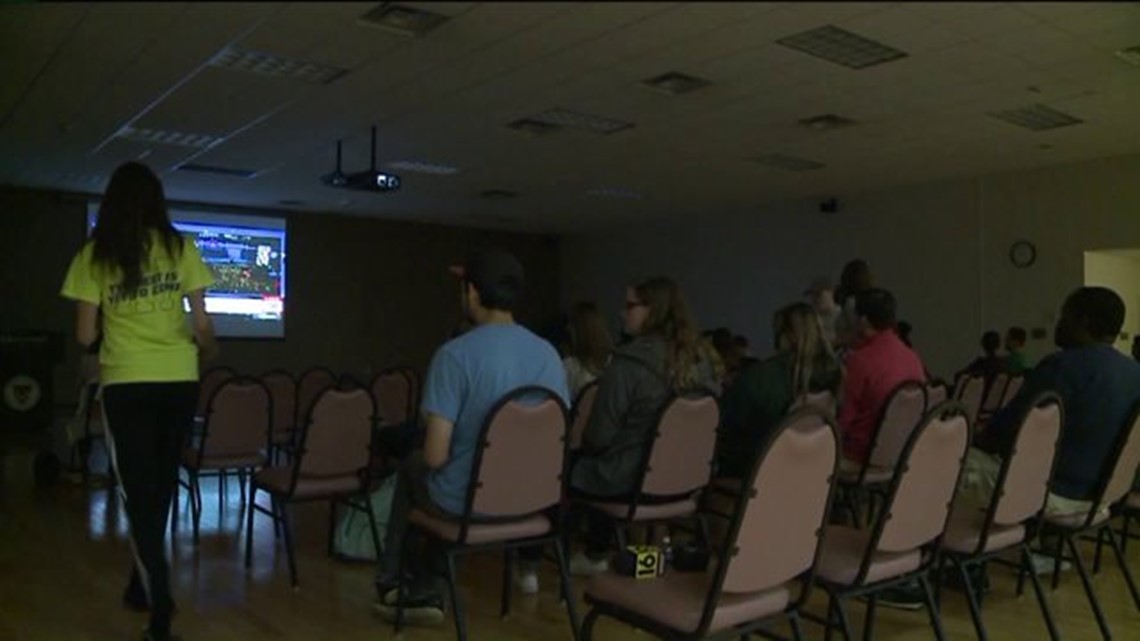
(1010, 240, 1037, 268)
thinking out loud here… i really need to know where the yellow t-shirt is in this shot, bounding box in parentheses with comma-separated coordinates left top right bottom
(60, 232, 215, 385)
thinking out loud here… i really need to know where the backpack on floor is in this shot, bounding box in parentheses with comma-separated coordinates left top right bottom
(333, 473, 396, 561)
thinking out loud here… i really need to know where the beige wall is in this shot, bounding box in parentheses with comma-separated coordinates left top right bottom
(1084, 251, 1140, 354)
(562, 153, 1140, 379)
(0, 186, 561, 405)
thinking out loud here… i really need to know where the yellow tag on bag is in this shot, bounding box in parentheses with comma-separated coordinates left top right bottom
(627, 545, 662, 579)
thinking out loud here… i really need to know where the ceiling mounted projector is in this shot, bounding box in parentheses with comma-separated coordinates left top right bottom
(320, 125, 401, 193)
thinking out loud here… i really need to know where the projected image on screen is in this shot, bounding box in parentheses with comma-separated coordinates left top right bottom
(87, 205, 287, 339)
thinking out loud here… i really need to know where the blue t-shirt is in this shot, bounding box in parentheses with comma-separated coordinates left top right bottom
(985, 344, 1140, 500)
(422, 323, 569, 514)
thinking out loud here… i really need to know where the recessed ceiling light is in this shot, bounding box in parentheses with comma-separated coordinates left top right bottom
(479, 189, 518, 200)
(386, 160, 459, 175)
(988, 104, 1083, 131)
(176, 163, 259, 178)
(753, 153, 826, 171)
(115, 127, 221, 149)
(208, 47, 347, 84)
(358, 3, 449, 37)
(1115, 45, 1140, 66)
(586, 186, 644, 200)
(777, 25, 908, 69)
(798, 114, 857, 131)
(527, 108, 634, 135)
(639, 71, 712, 96)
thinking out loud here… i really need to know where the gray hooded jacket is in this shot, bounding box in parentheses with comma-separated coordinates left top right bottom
(570, 334, 721, 497)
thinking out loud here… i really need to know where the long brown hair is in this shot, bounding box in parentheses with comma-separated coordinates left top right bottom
(568, 301, 612, 375)
(91, 162, 183, 293)
(633, 276, 703, 392)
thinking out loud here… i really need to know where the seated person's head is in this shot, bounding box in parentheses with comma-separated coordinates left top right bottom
(624, 276, 695, 339)
(1055, 287, 1125, 349)
(775, 302, 824, 353)
(853, 288, 897, 339)
(455, 250, 524, 323)
(897, 320, 913, 346)
(805, 278, 837, 313)
(1005, 326, 1027, 352)
(732, 334, 750, 357)
(567, 301, 613, 370)
(981, 330, 1001, 356)
(838, 259, 873, 302)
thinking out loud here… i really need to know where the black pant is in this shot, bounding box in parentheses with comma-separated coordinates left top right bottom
(376, 453, 449, 597)
(103, 382, 197, 634)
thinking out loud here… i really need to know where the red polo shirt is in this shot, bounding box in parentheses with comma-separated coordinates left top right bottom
(839, 330, 926, 463)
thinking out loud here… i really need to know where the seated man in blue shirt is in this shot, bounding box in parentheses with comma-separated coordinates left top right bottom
(961, 286, 1140, 517)
(372, 250, 569, 625)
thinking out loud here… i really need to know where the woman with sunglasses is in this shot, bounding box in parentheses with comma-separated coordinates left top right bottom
(567, 276, 719, 574)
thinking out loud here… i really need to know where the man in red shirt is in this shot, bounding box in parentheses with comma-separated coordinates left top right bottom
(838, 288, 926, 466)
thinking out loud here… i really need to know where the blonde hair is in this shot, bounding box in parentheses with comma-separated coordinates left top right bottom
(776, 302, 825, 402)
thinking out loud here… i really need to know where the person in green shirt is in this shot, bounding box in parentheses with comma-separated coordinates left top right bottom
(716, 302, 841, 479)
(1005, 326, 1032, 374)
(60, 162, 216, 641)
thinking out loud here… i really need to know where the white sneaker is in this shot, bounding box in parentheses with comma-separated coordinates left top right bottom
(1030, 552, 1072, 576)
(569, 551, 609, 577)
(514, 567, 539, 595)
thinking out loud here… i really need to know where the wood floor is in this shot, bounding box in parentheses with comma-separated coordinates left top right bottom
(3, 446, 1140, 641)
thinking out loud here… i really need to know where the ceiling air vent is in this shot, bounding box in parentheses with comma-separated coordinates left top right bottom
(777, 25, 908, 69)
(799, 114, 856, 131)
(1114, 44, 1140, 66)
(988, 104, 1083, 131)
(479, 189, 518, 200)
(176, 163, 258, 178)
(524, 108, 634, 135)
(359, 3, 450, 37)
(753, 153, 826, 171)
(506, 118, 563, 136)
(639, 71, 712, 96)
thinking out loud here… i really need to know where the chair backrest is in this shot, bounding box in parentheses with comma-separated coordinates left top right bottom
(717, 409, 838, 597)
(199, 376, 272, 458)
(788, 390, 836, 417)
(568, 380, 599, 450)
(873, 402, 971, 555)
(295, 366, 337, 430)
(1000, 375, 1024, 409)
(867, 380, 928, 470)
(989, 392, 1064, 528)
(466, 386, 568, 519)
(197, 366, 236, 417)
(981, 372, 1010, 413)
(640, 394, 720, 497)
(954, 373, 986, 425)
(925, 382, 949, 408)
(1091, 402, 1140, 519)
(370, 368, 413, 428)
(296, 385, 375, 477)
(261, 370, 296, 440)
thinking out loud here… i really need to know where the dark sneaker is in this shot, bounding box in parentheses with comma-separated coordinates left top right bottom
(871, 582, 927, 611)
(372, 587, 446, 626)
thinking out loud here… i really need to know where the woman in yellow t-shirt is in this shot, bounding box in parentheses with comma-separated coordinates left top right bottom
(60, 162, 217, 641)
